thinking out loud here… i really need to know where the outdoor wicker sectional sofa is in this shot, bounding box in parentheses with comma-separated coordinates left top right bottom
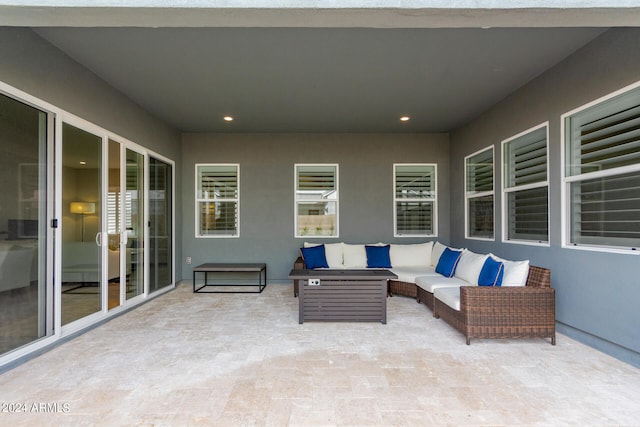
(294, 241, 556, 345)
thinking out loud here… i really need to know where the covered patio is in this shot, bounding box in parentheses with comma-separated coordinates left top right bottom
(2, 283, 639, 425)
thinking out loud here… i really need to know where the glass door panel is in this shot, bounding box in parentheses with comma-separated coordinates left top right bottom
(125, 149, 144, 300)
(0, 93, 50, 355)
(61, 123, 102, 325)
(107, 139, 121, 310)
(149, 157, 172, 292)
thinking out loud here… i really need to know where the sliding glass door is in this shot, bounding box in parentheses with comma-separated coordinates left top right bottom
(149, 157, 172, 292)
(61, 123, 103, 325)
(1, 83, 175, 368)
(107, 139, 121, 310)
(0, 93, 51, 355)
(125, 148, 144, 300)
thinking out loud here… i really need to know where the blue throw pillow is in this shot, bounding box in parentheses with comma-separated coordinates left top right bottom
(478, 257, 504, 286)
(300, 245, 329, 269)
(435, 247, 463, 278)
(365, 245, 392, 268)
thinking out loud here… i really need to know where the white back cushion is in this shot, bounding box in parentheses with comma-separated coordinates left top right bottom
(343, 244, 367, 268)
(490, 254, 530, 286)
(303, 242, 344, 268)
(389, 242, 433, 267)
(431, 241, 447, 266)
(454, 250, 488, 285)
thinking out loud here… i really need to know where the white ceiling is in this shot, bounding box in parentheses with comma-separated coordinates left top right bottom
(34, 26, 606, 133)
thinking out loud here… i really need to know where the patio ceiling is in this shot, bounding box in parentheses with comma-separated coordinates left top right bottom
(6, 4, 633, 133)
(33, 26, 605, 133)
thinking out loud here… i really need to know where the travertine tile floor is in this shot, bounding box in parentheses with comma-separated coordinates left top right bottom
(2, 283, 639, 426)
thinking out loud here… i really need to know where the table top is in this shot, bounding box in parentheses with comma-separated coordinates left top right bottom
(193, 263, 266, 272)
(289, 269, 397, 280)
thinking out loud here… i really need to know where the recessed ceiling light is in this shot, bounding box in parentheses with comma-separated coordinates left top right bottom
(400, 116, 411, 122)
(79, 161, 86, 165)
(223, 116, 234, 122)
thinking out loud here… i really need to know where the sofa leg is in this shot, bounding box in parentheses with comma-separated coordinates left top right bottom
(466, 337, 471, 345)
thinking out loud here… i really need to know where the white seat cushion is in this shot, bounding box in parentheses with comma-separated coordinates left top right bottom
(389, 266, 438, 283)
(415, 275, 468, 293)
(434, 286, 461, 311)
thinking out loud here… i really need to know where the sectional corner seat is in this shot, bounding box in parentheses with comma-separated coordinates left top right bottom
(294, 241, 556, 345)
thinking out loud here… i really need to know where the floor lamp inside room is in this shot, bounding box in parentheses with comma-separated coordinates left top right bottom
(70, 201, 95, 242)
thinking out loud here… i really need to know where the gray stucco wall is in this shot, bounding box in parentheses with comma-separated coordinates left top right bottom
(0, 27, 183, 280)
(181, 133, 449, 282)
(449, 28, 640, 367)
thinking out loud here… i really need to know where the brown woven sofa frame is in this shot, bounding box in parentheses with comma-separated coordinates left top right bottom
(433, 265, 555, 345)
(293, 257, 555, 346)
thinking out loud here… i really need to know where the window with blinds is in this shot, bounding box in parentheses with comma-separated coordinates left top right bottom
(107, 191, 133, 235)
(295, 164, 338, 237)
(196, 164, 239, 237)
(394, 164, 437, 237)
(564, 84, 640, 250)
(503, 124, 549, 244)
(465, 146, 494, 239)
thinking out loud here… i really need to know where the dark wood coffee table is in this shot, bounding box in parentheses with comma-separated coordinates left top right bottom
(288, 269, 397, 324)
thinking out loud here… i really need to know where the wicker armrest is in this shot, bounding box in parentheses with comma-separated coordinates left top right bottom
(525, 265, 551, 288)
(460, 286, 555, 317)
(459, 285, 556, 343)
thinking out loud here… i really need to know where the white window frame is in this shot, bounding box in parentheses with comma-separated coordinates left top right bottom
(465, 145, 495, 241)
(294, 163, 339, 238)
(393, 163, 438, 238)
(501, 123, 550, 247)
(195, 163, 240, 238)
(561, 80, 640, 254)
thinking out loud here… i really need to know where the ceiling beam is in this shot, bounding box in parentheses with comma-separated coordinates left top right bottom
(1, 5, 639, 28)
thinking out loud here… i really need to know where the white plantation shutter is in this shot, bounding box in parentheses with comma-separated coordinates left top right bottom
(567, 92, 640, 176)
(297, 166, 336, 192)
(199, 165, 238, 199)
(295, 164, 338, 237)
(196, 164, 239, 237)
(106, 191, 133, 234)
(467, 148, 494, 193)
(394, 164, 436, 236)
(507, 187, 548, 241)
(504, 126, 549, 243)
(107, 191, 118, 234)
(505, 128, 547, 187)
(565, 86, 640, 249)
(466, 147, 494, 239)
(571, 170, 640, 247)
